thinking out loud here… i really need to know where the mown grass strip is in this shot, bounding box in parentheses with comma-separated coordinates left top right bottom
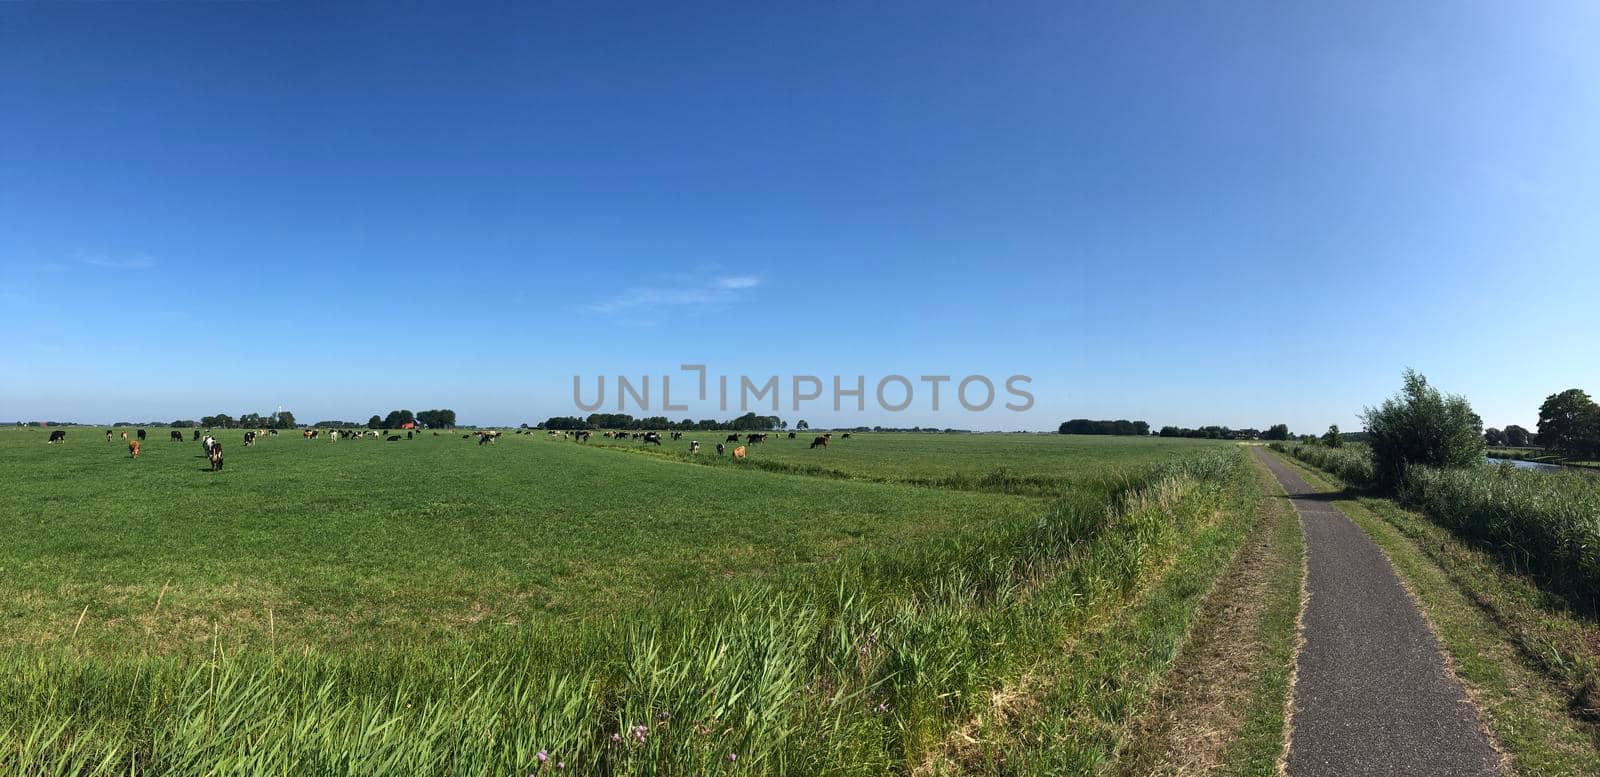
(1114, 453, 1305, 777)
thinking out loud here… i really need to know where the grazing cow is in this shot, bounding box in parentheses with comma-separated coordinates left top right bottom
(689, 440, 700, 454)
(670, 431, 682, 441)
(810, 435, 829, 449)
(842, 433, 852, 439)
(106, 430, 113, 442)
(202, 435, 218, 457)
(462, 434, 471, 439)
(48, 430, 66, 444)
(120, 431, 129, 441)
(726, 434, 740, 443)
(575, 430, 591, 443)
(171, 431, 183, 442)
(407, 431, 413, 440)
(788, 432, 796, 439)
(733, 445, 747, 459)
(244, 431, 256, 446)
(137, 429, 147, 441)
(716, 443, 725, 456)
(129, 440, 141, 458)
(642, 432, 662, 446)
(269, 429, 278, 436)
(745, 433, 766, 445)
(387, 435, 402, 442)
(208, 442, 224, 471)
(194, 430, 202, 441)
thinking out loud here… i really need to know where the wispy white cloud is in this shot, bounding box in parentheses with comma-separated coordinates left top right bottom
(587, 272, 763, 316)
(85, 256, 155, 270)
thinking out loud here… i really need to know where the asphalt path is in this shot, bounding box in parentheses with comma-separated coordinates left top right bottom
(1254, 448, 1502, 776)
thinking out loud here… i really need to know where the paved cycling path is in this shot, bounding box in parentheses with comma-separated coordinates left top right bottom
(1253, 448, 1501, 776)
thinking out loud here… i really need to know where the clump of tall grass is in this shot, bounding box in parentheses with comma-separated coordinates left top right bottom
(1399, 465, 1600, 605)
(1271, 441, 1600, 608)
(0, 451, 1246, 775)
(1268, 441, 1374, 486)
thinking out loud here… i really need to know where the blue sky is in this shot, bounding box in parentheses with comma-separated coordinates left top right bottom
(3, 1, 1597, 431)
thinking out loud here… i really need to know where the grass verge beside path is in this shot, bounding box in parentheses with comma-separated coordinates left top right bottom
(917, 449, 1277, 774)
(1266, 450, 1600, 775)
(1115, 452, 1305, 777)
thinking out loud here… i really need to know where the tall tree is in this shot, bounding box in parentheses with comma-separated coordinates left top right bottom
(1483, 427, 1506, 447)
(1536, 389, 1600, 458)
(382, 409, 416, 429)
(416, 409, 457, 429)
(1503, 424, 1531, 447)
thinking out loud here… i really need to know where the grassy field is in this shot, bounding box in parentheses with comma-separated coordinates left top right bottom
(0, 427, 1254, 774)
(0, 428, 1072, 650)
(584, 431, 1223, 495)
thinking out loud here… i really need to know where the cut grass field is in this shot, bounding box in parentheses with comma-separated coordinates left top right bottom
(584, 431, 1223, 496)
(0, 428, 1061, 650)
(0, 428, 1267, 774)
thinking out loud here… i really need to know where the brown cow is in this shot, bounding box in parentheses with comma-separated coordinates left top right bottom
(810, 435, 829, 449)
(733, 445, 747, 459)
(129, 440, 141, 458)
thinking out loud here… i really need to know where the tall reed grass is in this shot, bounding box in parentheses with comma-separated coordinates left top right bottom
(1400, 464, 1600, 605)
(0, 452, 1245, 775)
(1268, 441, 1374, 486)
(1270, 442, 1600, 608)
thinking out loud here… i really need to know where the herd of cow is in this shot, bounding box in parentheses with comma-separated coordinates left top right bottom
(40, 425, 850, 470)
(529, 428, 849, 456)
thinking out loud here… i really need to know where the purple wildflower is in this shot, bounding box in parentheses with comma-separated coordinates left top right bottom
(537, 750, 548, 763)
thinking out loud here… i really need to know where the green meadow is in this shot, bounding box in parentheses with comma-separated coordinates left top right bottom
(2, 428, 1058, 649)
(0, 427, 1262, 774)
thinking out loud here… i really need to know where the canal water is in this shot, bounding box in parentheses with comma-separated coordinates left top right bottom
(1486, 457, 1563, 472)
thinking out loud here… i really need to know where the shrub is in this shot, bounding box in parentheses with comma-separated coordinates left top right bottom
(1362, 370, 1485, 489)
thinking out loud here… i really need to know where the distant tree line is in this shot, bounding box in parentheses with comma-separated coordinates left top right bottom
(183, 408, 456, 430)
(1482, 425, 1531, 447)
(538, 412, 784, 431)
(1157, 425, 1275, 440)
(197, 411, 298, 429)
(1058, 419, 1150, 436)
